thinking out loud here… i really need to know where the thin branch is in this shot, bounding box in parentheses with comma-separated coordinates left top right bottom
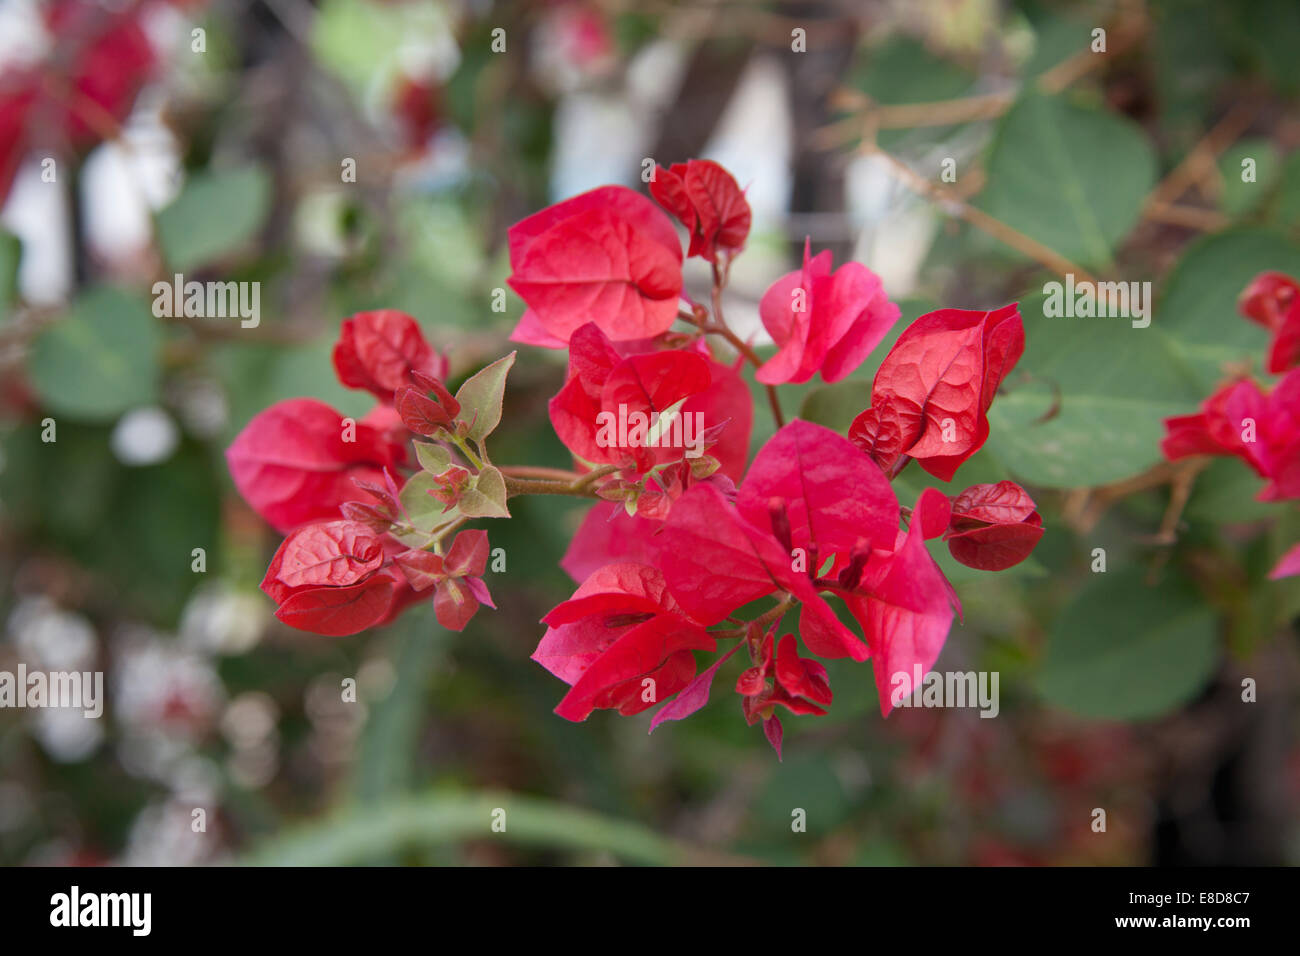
(706, 262, 785, 427)
(498, 465, 583, 482)
(867, 146, 1097, 283)
(1141, 103, 1260, 214)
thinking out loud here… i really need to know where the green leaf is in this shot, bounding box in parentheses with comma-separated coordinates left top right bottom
(1038, 571, 1218, 720)
(1217, 139, 1279, 216)
(1157, 229, 1300, 389)
(986, 293, 1204, 488)
(414, 441, 452, 475)
(976, 93, 1157, 270)
(398, 471, 459, 535)
(798, 381, 871, 434)
(458, 465, 510, 518)
(1020, 14, 1094, 78)
(156, 165, 271, 271)
(28, 287, 161, 422)
(242, 789, 719, 866)
(454, 351, 515, 443)
(848, 37, 976, 149)
(1184, 457, 1275, 526)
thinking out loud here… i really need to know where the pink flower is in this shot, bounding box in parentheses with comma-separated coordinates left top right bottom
(532, 563, 715, 721)
(226, 399, 407, 533)
(755, 240, 899, 385)
(851, 303, 1024, 481)
(944, 481, 1044, 571)
(507, 186, 683, 346)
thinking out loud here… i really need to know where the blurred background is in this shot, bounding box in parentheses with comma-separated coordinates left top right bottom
(1, 0, 1298, 866)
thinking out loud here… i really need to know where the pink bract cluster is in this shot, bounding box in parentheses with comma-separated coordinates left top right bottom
(227, 159, 1044, 755)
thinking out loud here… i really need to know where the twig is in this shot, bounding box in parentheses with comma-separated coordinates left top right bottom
(706, 262, 785, 427)
(1141, 103, 1260, 215)
(867, 146, 1097, 283)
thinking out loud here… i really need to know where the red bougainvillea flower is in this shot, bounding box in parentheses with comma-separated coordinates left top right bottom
(850, 303, 1024, 481)
(648, 623, 831, 758)
(333, 310, 448, 401)
(507, 186, 683, 346)
(261, 520, 418, 636)
(548, 322, 713, 474)
(393, 530, 495, 631)
(1161, 370, 1300, 502)
(737, 628, 832, 719)
(649, 159, 752, 263)
(656, 420, 902, 661)
(755, 240, 900, 386)
(943, 481, 1043, 571)
(226, 398, 408, 533)
(532, 563, 715, 721)
(391, 73, 441, 153)
(1239, 271, 1300, 374)
(839, 488, 961, 716)
(0, 0, 156, 201)
(560, 502, 662, 582)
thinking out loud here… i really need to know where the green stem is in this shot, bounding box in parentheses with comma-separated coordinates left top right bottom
(451, 434, 485, 470)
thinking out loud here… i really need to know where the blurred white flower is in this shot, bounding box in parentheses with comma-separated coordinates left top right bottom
(7, 596, 97, 671)
(110, 406, 180, 467)
(180, 584, 266, 655)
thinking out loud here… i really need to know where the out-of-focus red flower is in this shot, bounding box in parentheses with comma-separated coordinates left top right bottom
(1239, 271, 1300, 374)
(943, 481, 1043, 571)
(507, 186, 683, 346)
(225, 398, 407, 533)
(391, 73, 441, 152)
(532, 563, 715, 720)
(850, 303, 1024, 481)
(1, 0, 156, 201)
(755, 240, 899, 385)
(649, 159, 751, 263)
(333, 310, 448, 402)
(1161, 370, 1300, 502)
(1271, 542, 1300, 580)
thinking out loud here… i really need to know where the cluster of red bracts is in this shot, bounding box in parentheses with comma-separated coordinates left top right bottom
(227, 158, 1045, 753)
(227, 310, 494, 634)
(500, 161, 1041, 750)
(1162, 271, 1300, 580)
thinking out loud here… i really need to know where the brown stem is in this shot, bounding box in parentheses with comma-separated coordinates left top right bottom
(503, 477, 600, 499)
(499, 465, 583, 481)
(709, 262, 786, 427)
(868, 146, 1098, 283)
(571, 463, 622, 492)
(502, 464, 621, 500)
